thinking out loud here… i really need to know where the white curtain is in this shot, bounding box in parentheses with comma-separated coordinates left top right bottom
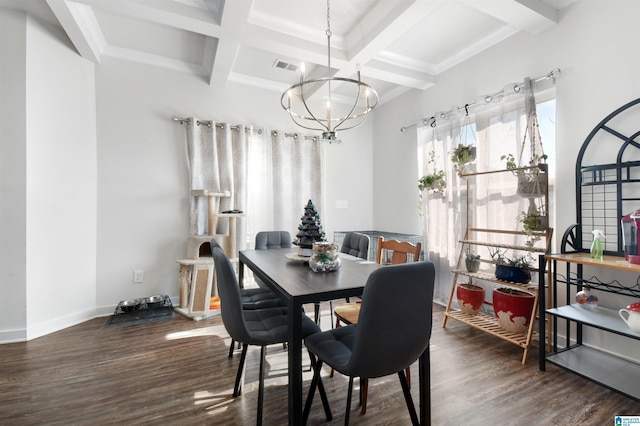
(184, 120, 249, 252)
(246, 131, 324, 247)
(418, 112, 466, 304)
(418, 79, 553, 304)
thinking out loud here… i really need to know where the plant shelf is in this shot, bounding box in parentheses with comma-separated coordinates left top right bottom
(445, 310, 540, 349)
(443, 166, 552, 365)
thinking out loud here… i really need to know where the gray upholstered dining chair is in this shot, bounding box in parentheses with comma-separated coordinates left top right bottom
(210, 239, 284, 358)
(332, 237, 422, 412)
(254, 230, 327, 325)
(303, 261, 435, 426)
(328, 231, 370, 328)
(339, 232, 370, 260)
(255, 230, 293, 250)
(213, 246, 324, 426)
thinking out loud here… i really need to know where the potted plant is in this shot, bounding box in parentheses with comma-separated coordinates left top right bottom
(451, 144, 476, 176)
(501, 153, 548, 199)
(489, 247, 533, 284)
(517, 205, 548, 251)
(418, 170, 446, 195)
(456, 282, 485, 316)
(418, 150, 446, 213)
(493, 287, 536, 334)
(518, 207, 548, 233)
(465, 249, 481, 273)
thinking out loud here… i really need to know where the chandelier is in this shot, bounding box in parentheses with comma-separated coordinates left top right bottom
(280, 0, 379, 143)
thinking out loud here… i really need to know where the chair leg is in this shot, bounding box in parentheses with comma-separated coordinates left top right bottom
(360, 377, 368, 414)
(257, 346, 266, 426)
(228, 339, 235, 358)
(304, 357, 333, 424)
(229, 339, 242, 358)
(329, 300, 334, 328)
(317, 374, 332, 421)
(233, 344, 248, 397)
(406, 366, 411, 388)
(306, 352, 332, 422)
(345, 376, 354, 425)
(314, 302, 321, 325)
(330, 315, 341, 378)
(398, 370, 419, 426)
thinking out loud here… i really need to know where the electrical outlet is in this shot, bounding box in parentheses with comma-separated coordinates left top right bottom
(133, 270, 144, 283)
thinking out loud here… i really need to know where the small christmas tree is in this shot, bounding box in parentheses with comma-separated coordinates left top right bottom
(293, 199, 326, 256)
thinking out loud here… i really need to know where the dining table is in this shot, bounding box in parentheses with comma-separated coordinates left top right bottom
(238, 247, 431, 425)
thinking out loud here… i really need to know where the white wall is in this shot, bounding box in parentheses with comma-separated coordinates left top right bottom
(24, 14, 97, 339)
(0, 9, 97, 342)
(94, 57, 373, 310)
(0, 9, 28, 341)
(372, 0, 640, 360)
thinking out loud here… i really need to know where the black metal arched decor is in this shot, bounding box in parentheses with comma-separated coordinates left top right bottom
(574, 97, 640, 255)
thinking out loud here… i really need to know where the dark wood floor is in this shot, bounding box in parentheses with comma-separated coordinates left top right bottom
(1, 303, 639, 425)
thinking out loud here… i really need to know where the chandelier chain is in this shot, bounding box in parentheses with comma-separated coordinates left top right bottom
(326, 0, 331, 37)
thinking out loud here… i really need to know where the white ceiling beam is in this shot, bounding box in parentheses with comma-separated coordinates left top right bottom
(365, 59, 435, 90)
(458, 0, 558, 34)
(46, 0, 105, 63)
(208, 1, 253, 88)
(71, 0, 222, 37)
(103, 44, 207, 76)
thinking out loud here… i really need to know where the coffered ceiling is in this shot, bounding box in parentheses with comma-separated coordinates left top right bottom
(8, 0, 577, 105)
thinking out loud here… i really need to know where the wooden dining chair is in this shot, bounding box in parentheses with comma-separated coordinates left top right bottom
(332, 236, 422, 413)
(303, 261, 435, 425)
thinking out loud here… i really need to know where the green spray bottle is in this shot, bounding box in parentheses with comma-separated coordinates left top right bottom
(590, 229, 605, 260)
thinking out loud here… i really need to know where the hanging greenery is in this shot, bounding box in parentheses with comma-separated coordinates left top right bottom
(417, 150, 446, 214)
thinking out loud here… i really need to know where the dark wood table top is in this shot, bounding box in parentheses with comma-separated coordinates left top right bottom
(239, 248, 382, 304)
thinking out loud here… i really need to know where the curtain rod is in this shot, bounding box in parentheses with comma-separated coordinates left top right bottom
(270, 130, 322, 142)
(399, 68, 561, 133)
(171, 116, 263, 134)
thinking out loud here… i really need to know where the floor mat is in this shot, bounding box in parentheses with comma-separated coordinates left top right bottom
(104, 307, 174, 328)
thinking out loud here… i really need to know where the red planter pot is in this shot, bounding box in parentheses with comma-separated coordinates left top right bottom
(456, 284, 485, 316)
(493, 287, 535, 334)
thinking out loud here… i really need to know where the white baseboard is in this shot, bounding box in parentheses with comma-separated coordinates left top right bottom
(25, 307, 98, 341)
(0, 328, 27, 344)
(0, 295, 180, 344)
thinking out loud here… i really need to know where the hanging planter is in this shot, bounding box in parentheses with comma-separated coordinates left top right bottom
(451, 106, 477, 177)
(501, 80, 548, 200)
(518, 209, 548, 233)
(516, 172, 546, 198)
(451, 144, 476, 176)
(456, 283, 485, 316)
(418, 150, 446, 215)
(493, 287, 536, 334)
